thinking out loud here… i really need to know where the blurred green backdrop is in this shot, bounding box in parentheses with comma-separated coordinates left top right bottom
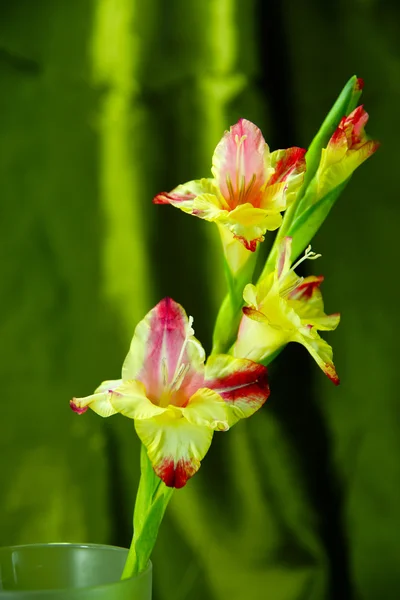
(1, 1, 399, 599)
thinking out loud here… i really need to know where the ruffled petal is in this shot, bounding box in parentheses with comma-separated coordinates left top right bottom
(261, 147, 306, 211)
(135, 409, 213, 488)
(109, 380, 167, 419)
(295, 327, 340, 385)
(288, 275, 341, 331)
(179, 388, 231, 431)
(70, 379, 122, 417)
(288, 275, 325, 301)
(122, 298, 205, 407)
(212, 119, 267, 209)
(204, 354, 269, 425)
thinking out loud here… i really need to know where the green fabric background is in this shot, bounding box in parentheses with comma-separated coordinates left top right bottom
(0, 1, 398, 599)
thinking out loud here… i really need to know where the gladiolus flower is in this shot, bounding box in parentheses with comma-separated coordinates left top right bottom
(71, 298, 269, 488)
(234, 238, 340, 384)
(317, 106, 379, 198)
(154, 119, 306, 253)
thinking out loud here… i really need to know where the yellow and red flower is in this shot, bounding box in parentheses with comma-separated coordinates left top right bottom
(71, 298, 269, 488)
(234, 237, 340, 384)
(317, 105, 379, 198)
(154, 119, 306, 254)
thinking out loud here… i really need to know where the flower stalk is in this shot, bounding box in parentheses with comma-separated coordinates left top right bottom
(70, 75, 378, 579)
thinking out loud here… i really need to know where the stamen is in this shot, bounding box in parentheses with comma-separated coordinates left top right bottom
(235, 134, 247, 205)
(281, 276, 304, 298)
(170, 363, 190, 393)
(291, 245, 321, 272)
(279, 245, 321, 298)
(226, 174, 235, 207)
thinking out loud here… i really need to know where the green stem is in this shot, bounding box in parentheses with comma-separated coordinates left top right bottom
(121, 445, 174, 579)
(211, 243, 260, 355)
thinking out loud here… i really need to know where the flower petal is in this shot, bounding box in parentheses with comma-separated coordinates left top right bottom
(217, 225, 257, 275)
(235, 283, 298, 362)
(179, 388, 231, 431)
(288, 275, 341, 331)
(135, 410, 213, 488)
(204, 354, 269, 426)
(153, 179, 230, 212)
(276, 236, 293, 279)
(122, 298, 205, 406)
(295, 327, 340, 385)
(319, 140, 378, 196)
(261, 147, 306, 211)
(318, 106, 379, 196)
(70, 379, 122, 417)
(212, 119, 267, 208)
(217, 203, 282, 251)
(110, 380, 167, 419)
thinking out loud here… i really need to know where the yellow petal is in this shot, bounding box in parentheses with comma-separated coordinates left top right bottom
(110, 380, 167, 419)
(295, 328, 340, 384)
(70, 379, 122, 417)
(217, 203, 282, 251)
(179, 388, 231, 431)
(135, 410, 213, 488)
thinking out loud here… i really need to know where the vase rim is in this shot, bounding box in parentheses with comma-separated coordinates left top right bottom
(0, 543, 152, 595)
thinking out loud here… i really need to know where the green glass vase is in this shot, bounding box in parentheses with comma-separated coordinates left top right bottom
(0, 543, 152, 599)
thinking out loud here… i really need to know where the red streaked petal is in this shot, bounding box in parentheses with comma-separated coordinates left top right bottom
(135, 411, 213, 488)
(342, 106, 369, 147)
(329, 106, 378, 154)
(122, 298, 205, 406)
(233, 234, 262, 252)
(267, 147, 306, 186)
(212, 119, 267, 208)
(153, 179, 229, 216)
(204, 354, 269, 425)
(153, 191, 196, 204)
(289, 275, 324, 300)
(261, 148, 306, 212)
